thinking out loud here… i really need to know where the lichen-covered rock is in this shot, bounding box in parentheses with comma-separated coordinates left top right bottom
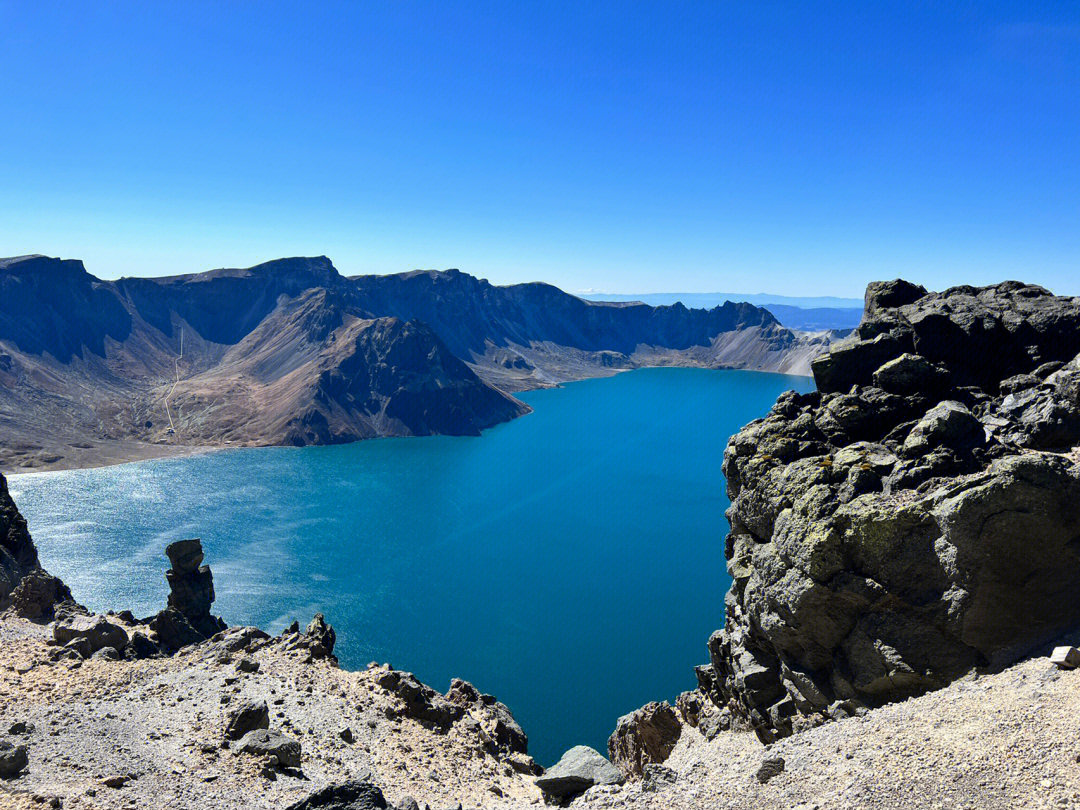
(608, 701, 681, 779)
(704, 280, 1080, 742)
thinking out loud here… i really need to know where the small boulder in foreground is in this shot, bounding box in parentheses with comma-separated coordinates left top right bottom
(283, 775, 388, 809)
(0, 739, 29, 778)
(236, 729, 301, 769)
(536, 745, 623, 802)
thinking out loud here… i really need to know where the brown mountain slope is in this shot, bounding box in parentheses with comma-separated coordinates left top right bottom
(0, 254, 830, 472)
(0, 257, 525, 471)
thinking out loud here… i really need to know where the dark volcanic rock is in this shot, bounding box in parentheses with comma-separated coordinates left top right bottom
(9, 569, 71, 620)
(164, 538, 227, 638)
(284, 776, 388, 810)
(0, 739, 29, 778)
(236, 729, 302, 768)
(607, 701, 681, 779)
(374, 669, 463, 729)
(225, 700, 270, 740)
(703, 280, 1080, 742)
(756, 756, 785, 784)
(535, 745, 624, 801)
(304, 612, 336, 658)
(53, 615, 128, 653)
(1, 472, 73, 617)
(149, 607, 206, 653)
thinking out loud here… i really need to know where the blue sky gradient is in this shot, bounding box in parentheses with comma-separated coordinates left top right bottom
(1, 1, 1078, 296)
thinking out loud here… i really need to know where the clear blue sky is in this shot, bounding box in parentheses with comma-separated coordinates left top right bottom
(1, 1, 1077, 296)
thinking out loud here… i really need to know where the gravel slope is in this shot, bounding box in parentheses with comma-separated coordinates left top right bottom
(0, 617, 543, 809)
(4, 612, 1080, 810)
(576, 652, 1080, 810)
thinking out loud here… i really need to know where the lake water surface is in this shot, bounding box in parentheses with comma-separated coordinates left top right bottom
(10, 367, 813, 765)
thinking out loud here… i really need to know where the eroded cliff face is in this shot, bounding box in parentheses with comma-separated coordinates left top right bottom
(702, 280, 1080, 741)
(0, 473, 73, 618)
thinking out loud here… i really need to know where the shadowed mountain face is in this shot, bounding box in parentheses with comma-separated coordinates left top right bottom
(351, 269, 777, 358)
(0, 255, 830, 471)
(349, 269, 830, 390)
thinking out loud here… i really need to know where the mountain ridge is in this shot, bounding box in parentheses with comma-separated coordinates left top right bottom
(0, 255, 832, 472)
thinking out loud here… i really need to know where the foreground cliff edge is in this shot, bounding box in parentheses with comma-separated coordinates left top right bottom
(4, 279, 1080, 809)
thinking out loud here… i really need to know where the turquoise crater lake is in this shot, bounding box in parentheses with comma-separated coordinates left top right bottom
(10, 367, 813, 765)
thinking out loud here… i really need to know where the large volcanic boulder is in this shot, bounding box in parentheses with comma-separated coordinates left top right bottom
(0, 472, 74, 618)
(703, 280, 1080, 742)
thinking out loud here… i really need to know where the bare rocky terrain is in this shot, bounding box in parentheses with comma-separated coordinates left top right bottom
(0, 255, 831, 473)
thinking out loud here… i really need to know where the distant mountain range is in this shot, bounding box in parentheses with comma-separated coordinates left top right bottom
(584, 292, 864, 331)
(0, 255, 838, 471)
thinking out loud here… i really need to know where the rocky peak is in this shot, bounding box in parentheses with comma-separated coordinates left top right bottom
(814, 280, 1080, 394)
(702, 278, 1080, 742)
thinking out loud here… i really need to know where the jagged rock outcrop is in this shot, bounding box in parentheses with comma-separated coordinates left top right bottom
(373, 668, 464, 729)
(162, 538, 227, 638)
(607, 701, 681, 779)
(446, 677, 530, 758)
(0, 471, 74, 618)
(701, 280, 1080, 741)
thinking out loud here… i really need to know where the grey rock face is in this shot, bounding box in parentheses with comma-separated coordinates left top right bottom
(535, 745, 624, 801)
(607, 701, 681, 779)
(704, 280, 1080, 742)
(236, 729, 302, 768)
(53, 615, 128, 653)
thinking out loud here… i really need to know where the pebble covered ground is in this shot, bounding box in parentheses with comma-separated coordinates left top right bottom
(576, 654, 1080, 810)
(0, 617, 542, 809)
(4, 613, 1080, 810)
